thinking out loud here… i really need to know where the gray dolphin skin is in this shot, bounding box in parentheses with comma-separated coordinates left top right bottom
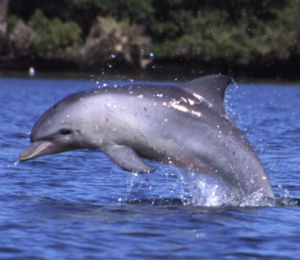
(19, 75, 274, 199)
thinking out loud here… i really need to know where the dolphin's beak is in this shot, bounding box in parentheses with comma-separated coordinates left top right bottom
(19, 139, 71, 162)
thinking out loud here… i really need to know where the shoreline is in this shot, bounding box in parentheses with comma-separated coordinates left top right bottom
(1, 57, 299, 82)
(1, 68, 299, 85)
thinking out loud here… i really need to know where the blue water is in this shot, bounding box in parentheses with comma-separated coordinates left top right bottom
(0, 77, 299, 259)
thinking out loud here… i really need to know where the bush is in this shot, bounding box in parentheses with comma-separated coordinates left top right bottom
(79, 16, 150, 67)
(29, 9, 82, 59)
(147, 0, 299, 66)
(9, 19, 35, 56)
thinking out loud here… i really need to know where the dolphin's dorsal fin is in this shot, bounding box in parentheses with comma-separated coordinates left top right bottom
(178, 75, 231, 115)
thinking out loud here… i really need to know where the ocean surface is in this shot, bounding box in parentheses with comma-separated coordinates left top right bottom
(0, 77, 299, 259)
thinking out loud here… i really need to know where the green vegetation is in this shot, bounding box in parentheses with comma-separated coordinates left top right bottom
(0, 0, 299, 78)
(29, 10, 82, 60)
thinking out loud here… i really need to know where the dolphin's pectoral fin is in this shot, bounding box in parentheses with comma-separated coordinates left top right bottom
(102, 144, 155, 173)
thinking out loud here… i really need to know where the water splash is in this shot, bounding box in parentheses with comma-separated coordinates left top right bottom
(124, 172, 154, 202)
(174, 169, 234, 207)
(177, 170, 300, 207)
(230, 76, 239, 90)
(178, 169, 283, 207)
(120, 165, 295, 207)
(7, 160, 20, 168)
(239, 189, 275, 207)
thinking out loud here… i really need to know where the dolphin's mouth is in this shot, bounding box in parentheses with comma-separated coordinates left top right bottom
(19, 139, 71, 162)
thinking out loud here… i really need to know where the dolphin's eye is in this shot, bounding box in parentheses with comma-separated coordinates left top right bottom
(59, 129, 72, 135)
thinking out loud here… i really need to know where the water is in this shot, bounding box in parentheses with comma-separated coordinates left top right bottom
(0, 77, 299, 259)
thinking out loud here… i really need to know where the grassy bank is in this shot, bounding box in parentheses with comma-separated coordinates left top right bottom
(0, 0, 299, 80)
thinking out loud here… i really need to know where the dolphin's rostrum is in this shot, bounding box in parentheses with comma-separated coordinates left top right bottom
(19, 75, 274, 199)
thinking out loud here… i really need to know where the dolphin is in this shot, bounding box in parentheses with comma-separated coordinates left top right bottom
(19, 75, 274, 199)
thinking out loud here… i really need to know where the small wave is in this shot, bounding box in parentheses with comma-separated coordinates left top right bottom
(124, 195, 300, 208)
(125, 198, 185, 206)
(275, 197, 300, 207)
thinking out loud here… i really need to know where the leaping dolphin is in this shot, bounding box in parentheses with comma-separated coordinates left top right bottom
(19, 75, 274, 199)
